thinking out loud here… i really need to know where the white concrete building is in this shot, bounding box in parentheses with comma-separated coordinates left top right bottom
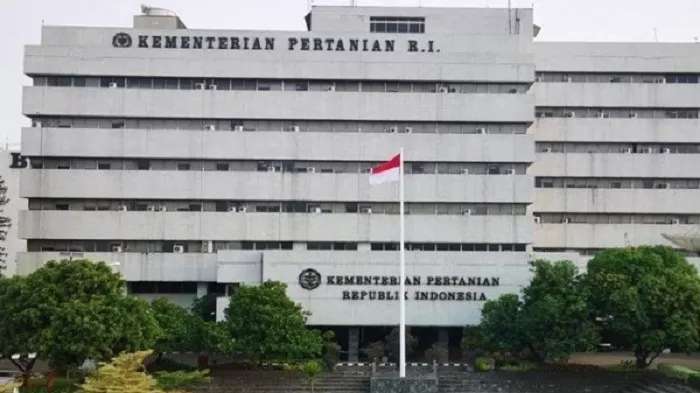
(16, 5, 700, 360)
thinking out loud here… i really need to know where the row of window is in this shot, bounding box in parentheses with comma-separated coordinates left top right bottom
(536, 143, 700, 155)
(532, 248, 700, 258)
(36, 76, 528, 94)
(534, 214, 700, 225)
(29, 240, 527, 253)
(31, 117, 528, 135)
(29, 159, 528, 175)
(369, 16, 425, 34)
(536, 177, 700, 190)
(536, 108, 700, 119)
(536, 73, 700, 84)
(127, 281, 230, 295)
(28, 200, 528, 216)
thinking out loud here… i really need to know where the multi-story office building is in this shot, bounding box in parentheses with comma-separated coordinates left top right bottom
(16, 4, 700, 360)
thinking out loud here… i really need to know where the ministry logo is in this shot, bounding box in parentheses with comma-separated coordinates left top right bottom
(112, 33, 133, 48)
(299, 269, 322, 290)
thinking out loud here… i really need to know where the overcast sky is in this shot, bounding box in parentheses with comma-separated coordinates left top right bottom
(2, 0, 699, 146)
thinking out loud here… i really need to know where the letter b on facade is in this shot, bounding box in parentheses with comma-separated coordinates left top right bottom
(10, 153, 28, 169)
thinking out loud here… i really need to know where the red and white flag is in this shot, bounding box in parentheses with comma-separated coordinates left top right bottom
(369, 154, 401, 185)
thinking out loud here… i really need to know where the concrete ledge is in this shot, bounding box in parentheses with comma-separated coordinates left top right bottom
(370, 377, 438, 393)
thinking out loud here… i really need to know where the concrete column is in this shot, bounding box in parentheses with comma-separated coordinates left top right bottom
(196, 282, 208, 298)
(438, 328, 449, 347)
(348, 327, 360, 362)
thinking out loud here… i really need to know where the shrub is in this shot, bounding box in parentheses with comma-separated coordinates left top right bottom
(363, 341, 386, 363)
(300, 361, 324, 393)
(322, 331, 341, 371)
(657, 363, 700, 382)
(155, 370, 211, 391)
(461, 325, 484, 350)
(80, 351, 161, 393)
(474, 357, 493, 372)
(688, 373, 700, 389)
(499, 362, 537, 372)
(605, 360, 638, 372)
(424, 343, 449, 364)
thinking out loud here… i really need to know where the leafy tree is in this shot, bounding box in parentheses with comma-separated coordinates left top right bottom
(224, 280, 322, 363)
(461, 325, 484, 350)
(0, 176, 10, 275)
(479, 293, 523, 353)
(0, 260, 160, 376)
(363, 341, 385, 363)
(321, 331, 341, 371)
(385, 327, 418, 363)
(480, 260, 597, 363)
(151, 298, 193, 359)
(191, 293, 218, 322)
(585, 246, 700, 368)
(519, 260, 598, 362)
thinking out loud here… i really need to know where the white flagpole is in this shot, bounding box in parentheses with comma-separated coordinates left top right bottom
(399, 147, 406, 378)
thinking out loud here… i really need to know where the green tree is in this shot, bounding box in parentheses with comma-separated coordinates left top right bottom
(479, 261, 597, 363)
(191, 293, 218, 322)
(585, 246, 700, 368)
(519, 260, 598, 362)
(151, 298, 193, 359)
(0, 259, 160, 377)
(224, 280, 322, 363)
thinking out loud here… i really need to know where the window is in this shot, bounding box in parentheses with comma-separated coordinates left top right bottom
(216, 162, 229, 171)
(137, 160, 150, 170)
(177, 163, 191, 171)
(97, 162, 111, 170)
(370, 17, 425, 34)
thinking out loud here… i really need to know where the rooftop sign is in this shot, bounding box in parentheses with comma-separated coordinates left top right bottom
(112, 32, 439, 53)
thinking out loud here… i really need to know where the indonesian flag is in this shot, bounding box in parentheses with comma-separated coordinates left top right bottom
(370, 154, 401, 185)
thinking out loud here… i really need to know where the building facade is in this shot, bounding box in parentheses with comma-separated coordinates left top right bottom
(16, 5, 700, 360)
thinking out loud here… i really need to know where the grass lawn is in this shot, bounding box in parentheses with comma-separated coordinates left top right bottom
(571, 352, 700, 371)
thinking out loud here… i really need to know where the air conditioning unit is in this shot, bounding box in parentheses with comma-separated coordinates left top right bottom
(209, 85, 218, 90)
(233, 125, 244, 132)
(119, 205, 128, 211)
(671, 218, 681, 225)
(629, 112, 639, 119)
(109, 82, 119, 88)
(462, 209, 472, 216)
(204, 124, 216, 131)
(195, 83, 206, 90)
(289, 126, 300, 132)
(476, 127, 487, 134)
(562, 217, 571, 224)
(312, 207, 322, 213)
(448, 87, 457, 93)
(173, 245, 185, 254)
(505, 169, 516, 175)
(641, 147, 653, 154)
(238, 206, 247, 213)
(386, 126, 398, 133)
(508, 88, 518, 94)
(621, 148, 633, 154)
(654, 77, 666, 84)
(662, 148, 671, 154)
(534, 216, 541, 224)
(656, 183, 670, 189)
(202, 241, 212, 252)
(565, 112, 575, 118)
(146, 205, 156, 212)
(534, 76, 542, 82)
(111, 245, 123, 253)
(306, 167, 316, 173)
(360, 207, 372, 214)
(595, 112, 607, 118)
(229, 206, 238, 212)
(564, 77, 573, 83)
(460, 169, 469, 175)
(326, 86, 336, 92)
(543, 147, 552, 153)
(31, 121, 42, 128)
(159, 206, 167, 212)
(438, 87, 449, 93)
(403, 127, 413, 134)
(267, 166, 277, 172)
